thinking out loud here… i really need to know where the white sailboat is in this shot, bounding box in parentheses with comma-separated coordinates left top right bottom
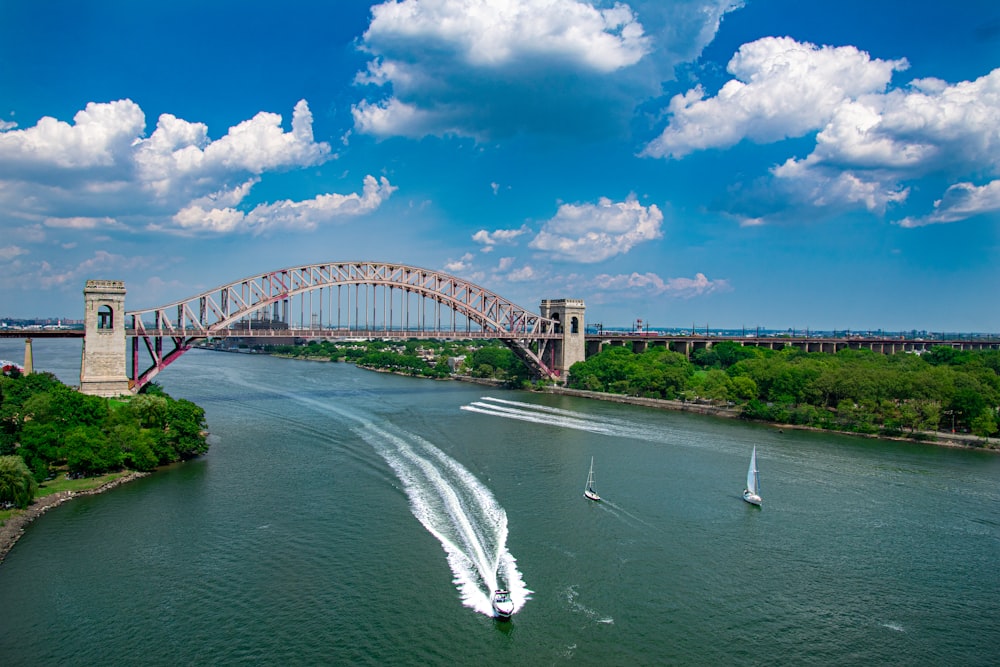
(584, 456, 601, 501)
(742, 445, 762, 506)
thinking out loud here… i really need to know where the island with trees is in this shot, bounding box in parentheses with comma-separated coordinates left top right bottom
(0, 367, 209, 524)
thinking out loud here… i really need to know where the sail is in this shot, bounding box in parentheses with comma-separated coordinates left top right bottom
(746, 446, 758, 495)
(586, 457, 596, 492)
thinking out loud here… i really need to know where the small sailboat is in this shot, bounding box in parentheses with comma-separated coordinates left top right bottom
(742, 445, 762, 506)
(584, 456, 601, 502)
(491, 589, 514, 619)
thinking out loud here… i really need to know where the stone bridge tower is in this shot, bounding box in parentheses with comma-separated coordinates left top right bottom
(80, 280, 131, 397)
(539, 298, 586, 378)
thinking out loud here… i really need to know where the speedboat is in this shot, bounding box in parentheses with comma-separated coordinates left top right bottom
(491, 589, 514, 619)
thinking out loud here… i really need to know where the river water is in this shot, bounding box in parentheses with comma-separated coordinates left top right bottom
(1, 339, 998, 666)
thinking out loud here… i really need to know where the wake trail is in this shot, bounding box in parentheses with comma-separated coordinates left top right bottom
(600, 499, 661, 532)
(462, 402, 620, 435)
(358, 423, 531, 616)
(462, 398, 664, 442)
(216, 376, 530, 617)
(479, 396, 643, 428)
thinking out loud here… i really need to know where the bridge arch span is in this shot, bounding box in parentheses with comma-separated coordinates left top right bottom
(125, 262, 565, 391)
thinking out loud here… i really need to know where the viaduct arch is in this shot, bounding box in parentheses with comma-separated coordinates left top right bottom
(79, 263, 587, 395)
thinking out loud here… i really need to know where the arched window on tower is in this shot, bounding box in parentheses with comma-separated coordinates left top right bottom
(571, 316, 580, 334)
(98, 305, 114, 330)
(552, 312, 562, 334)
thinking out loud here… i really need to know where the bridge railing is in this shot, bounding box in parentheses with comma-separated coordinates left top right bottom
(124, 327, 564, 340)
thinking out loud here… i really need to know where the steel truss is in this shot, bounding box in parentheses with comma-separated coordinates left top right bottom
(126, 262, 562, 390)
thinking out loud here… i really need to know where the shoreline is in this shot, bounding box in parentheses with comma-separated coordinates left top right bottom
(387, 367, 998, 450)
(2, 368, 992, 564)
(543, 385, 999, 451)
(0, 471, 148, 565)
(239, 350, 999, 450)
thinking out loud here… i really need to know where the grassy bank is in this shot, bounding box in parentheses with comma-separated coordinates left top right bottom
(0, 471, 132, 525)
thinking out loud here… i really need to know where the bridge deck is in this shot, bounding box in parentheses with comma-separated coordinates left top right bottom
(0, 329, 85, 338)
(586, 333, 999, 351)
(124, 328, 563, 340)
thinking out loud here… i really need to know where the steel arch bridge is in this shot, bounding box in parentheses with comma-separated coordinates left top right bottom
(125, 261, 564, 391)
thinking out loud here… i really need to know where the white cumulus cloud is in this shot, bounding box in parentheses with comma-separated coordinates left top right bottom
(645, 35, 1000, 226)
(0, 99, 396, 236)
(472, 225, 529, 252)
(898, 180, 1000, 227)
(364, 0, 650, 72)
(170, 176, 397, 234)
(353, 0, 738, 140)
(590, 271, 729, 298)
(444, 252, 476, 273)
(643, 36, 907, 158)
(529, 195, 663, 263)
(0, 100, 145, 171)
(771, 69, 1000, 219)
(135, 98, 331, 201)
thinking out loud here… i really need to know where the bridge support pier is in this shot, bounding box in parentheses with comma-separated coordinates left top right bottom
(23, 337, 33, 374)
(539, 298, 586, 379)
(80, 280, 131, 397)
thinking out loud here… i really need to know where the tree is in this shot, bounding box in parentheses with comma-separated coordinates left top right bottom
(127, 394, 169, 429)
(163, 399, 209, 460)
(971, 410, 998, 439)
(947, 387, 987, 433)
(64, 426, 120, 476)
(0, 454, 38, 508)
(18, 421, 63, 481)
(700, 369, 733, 401)
(108, 424, 159, 471)
(730, 376, 758, 401)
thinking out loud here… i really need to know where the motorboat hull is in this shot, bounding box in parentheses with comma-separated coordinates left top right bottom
(491, 590, 514, 620)
(492, 606, 513, 620)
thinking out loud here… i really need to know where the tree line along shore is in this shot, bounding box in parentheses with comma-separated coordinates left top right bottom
(267, 338, 1000, 447)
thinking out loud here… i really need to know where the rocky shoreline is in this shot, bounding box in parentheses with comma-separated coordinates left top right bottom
(0, 471, 149, 565)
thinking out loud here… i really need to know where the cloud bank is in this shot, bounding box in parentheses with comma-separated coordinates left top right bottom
(352, 0, 741, 140)
(644, 36, 1000, 226)
(0, 100, 394, 236)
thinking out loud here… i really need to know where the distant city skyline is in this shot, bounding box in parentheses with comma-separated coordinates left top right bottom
(1, 1, 997, 331)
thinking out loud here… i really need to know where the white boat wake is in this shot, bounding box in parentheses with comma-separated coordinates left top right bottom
(461, 396, 662, 441)
(357, 422, 531, 617)
(563, 584, 614, 625)
(213, 378, 531, 617)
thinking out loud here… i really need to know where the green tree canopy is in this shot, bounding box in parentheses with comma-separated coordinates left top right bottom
(0, 373, 210, 480)
(0, 454, 38, 508)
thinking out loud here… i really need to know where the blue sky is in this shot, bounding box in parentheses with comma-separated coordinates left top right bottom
(1, 0, 997, 332)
